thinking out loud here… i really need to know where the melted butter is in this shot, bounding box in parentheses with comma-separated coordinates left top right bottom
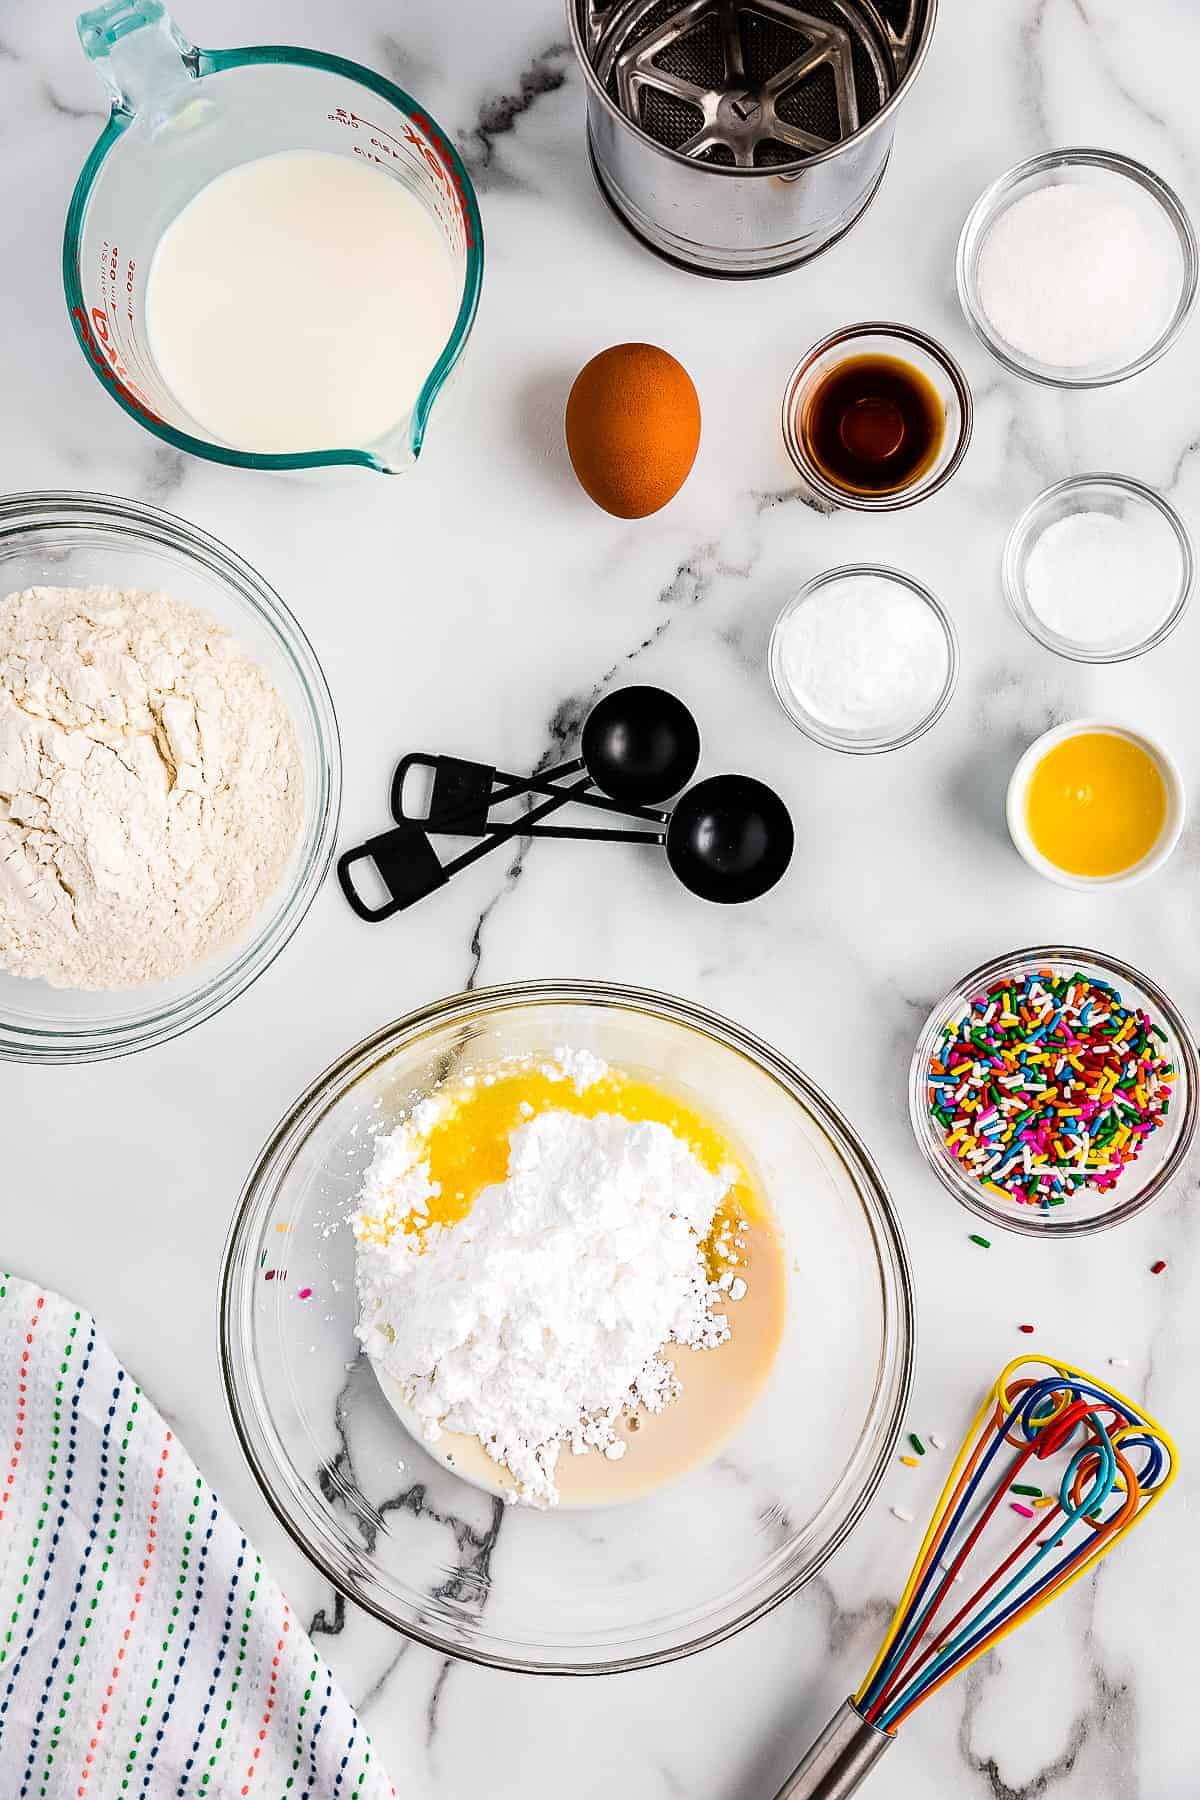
(364, 1061, 763, 1276)
(1025, 730, 1167, 878)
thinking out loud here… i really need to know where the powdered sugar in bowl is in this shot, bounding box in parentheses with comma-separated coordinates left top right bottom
(769, 565, 959, 754)
(220, 982, 914, 1673)
(0, 492, 340, 1062)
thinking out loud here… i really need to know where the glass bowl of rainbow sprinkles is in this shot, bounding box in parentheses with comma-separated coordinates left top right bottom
(909, 947, 1198, 1238)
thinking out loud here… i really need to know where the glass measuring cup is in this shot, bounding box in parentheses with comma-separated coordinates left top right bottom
(65, 0, 484, 474)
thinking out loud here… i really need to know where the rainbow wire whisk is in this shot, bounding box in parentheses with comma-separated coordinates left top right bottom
(773, 1356, 1177, 1799)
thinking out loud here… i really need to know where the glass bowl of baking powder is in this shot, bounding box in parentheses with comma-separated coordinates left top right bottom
(220, 981, 915, 1674)
(0, 492, 340, 1062)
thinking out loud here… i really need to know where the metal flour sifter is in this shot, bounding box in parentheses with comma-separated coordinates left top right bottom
(568, 0, 936, 274)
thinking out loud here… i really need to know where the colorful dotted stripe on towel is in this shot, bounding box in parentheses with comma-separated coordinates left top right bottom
(0, 1278, 395, 1799)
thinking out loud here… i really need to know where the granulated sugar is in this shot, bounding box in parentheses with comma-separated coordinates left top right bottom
(976, 181, 1173, 371)
(354, 1105, 735, 1507)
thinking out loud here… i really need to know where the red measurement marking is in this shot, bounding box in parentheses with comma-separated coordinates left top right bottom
(72, 306, 162, 425)
(411, 110, 476, 248)
(332, 106, 475, 248)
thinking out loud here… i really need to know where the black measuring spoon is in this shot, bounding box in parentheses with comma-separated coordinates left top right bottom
(476, 774, 795, 904)
(339, 687, 703, 921)
(390, 685, 701, 835)
(665, 774, 794, 903)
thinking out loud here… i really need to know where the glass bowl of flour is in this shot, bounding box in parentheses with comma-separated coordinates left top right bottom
(219, 981, 915, 1674)
(0, 492, 340, 1061)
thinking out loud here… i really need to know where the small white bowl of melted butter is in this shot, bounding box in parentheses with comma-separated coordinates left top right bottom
(220, 982, 914, 1673)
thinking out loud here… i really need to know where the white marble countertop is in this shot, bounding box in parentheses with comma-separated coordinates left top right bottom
(4, 0, 1200, 1793)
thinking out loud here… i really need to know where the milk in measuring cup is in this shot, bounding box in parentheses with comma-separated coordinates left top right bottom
(145, 150, 460, 454)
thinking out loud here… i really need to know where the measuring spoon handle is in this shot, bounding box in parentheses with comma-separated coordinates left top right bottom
(392, 753, 665, 831)
(482, 822, 664, 844)
(337, 774, 598, 922)
(440, 775, 597, 871)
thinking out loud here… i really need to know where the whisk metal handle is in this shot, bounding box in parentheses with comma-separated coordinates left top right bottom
(772, 1701, 893, 1800)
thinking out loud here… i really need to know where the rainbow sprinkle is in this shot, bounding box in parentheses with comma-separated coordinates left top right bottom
(927, 970, 1174, 1210)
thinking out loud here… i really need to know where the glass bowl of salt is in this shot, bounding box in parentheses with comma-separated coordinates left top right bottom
(1004, 474, 1194, 664)
(956, 147, 1198, 388)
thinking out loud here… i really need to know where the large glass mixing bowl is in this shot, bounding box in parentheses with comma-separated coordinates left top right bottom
(0, 492, 340, 1062)
(219, 982, 915, 1674)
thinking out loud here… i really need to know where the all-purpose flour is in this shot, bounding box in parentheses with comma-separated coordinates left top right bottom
(354, 1100, 736, 1508)
(0, 585, 304, 989)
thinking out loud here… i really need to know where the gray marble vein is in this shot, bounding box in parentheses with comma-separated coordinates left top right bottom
(4, 0, 1199, 1796)
(460, 43, 575, 182)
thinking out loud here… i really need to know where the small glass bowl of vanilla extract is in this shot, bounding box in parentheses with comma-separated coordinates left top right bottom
(782, 323, 973, 511)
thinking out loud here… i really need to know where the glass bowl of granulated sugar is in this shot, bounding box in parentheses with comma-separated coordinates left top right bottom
(219, 981, 915, 1675)
(0, 492, 340, 1062)
(957, 147, 1198, 388)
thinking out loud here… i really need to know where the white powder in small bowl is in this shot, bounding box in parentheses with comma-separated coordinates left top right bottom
(773, 572, 953, 746)
(1022, 507, 1183, 652)
(975, 180, 1175, 373)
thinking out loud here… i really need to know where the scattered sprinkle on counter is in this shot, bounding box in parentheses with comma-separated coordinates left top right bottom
(297, 1286, 313, 1300)
(929, 1433, 945, 1450)
(928, 970, 1174, 1209)
(1018, 1323, 1035, 1334)
(892, 1506, 914, 1523)
(1150, 1259, 1167, 1275)
(900, 1455, 920, 1468)
(968, 1234, 991, 1249)
(1011, 1502, 1035, 1520)
(909, 1433, 926, 1456)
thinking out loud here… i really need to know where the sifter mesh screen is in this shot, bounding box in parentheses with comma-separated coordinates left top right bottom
(651, 12, 725, 83)
(638, 86, 706, 149)
(601, 0, 894, 164)
(769, 63, 841, 145)
(741, 12, 813, 86)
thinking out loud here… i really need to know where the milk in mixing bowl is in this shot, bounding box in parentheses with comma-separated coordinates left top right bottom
(145, 150, 460, 454)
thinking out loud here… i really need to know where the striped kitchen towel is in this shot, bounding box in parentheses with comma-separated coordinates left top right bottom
(0, 1275, 394, 1799)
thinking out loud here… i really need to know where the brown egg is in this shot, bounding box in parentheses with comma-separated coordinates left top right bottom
(565, 343, 701, 519)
